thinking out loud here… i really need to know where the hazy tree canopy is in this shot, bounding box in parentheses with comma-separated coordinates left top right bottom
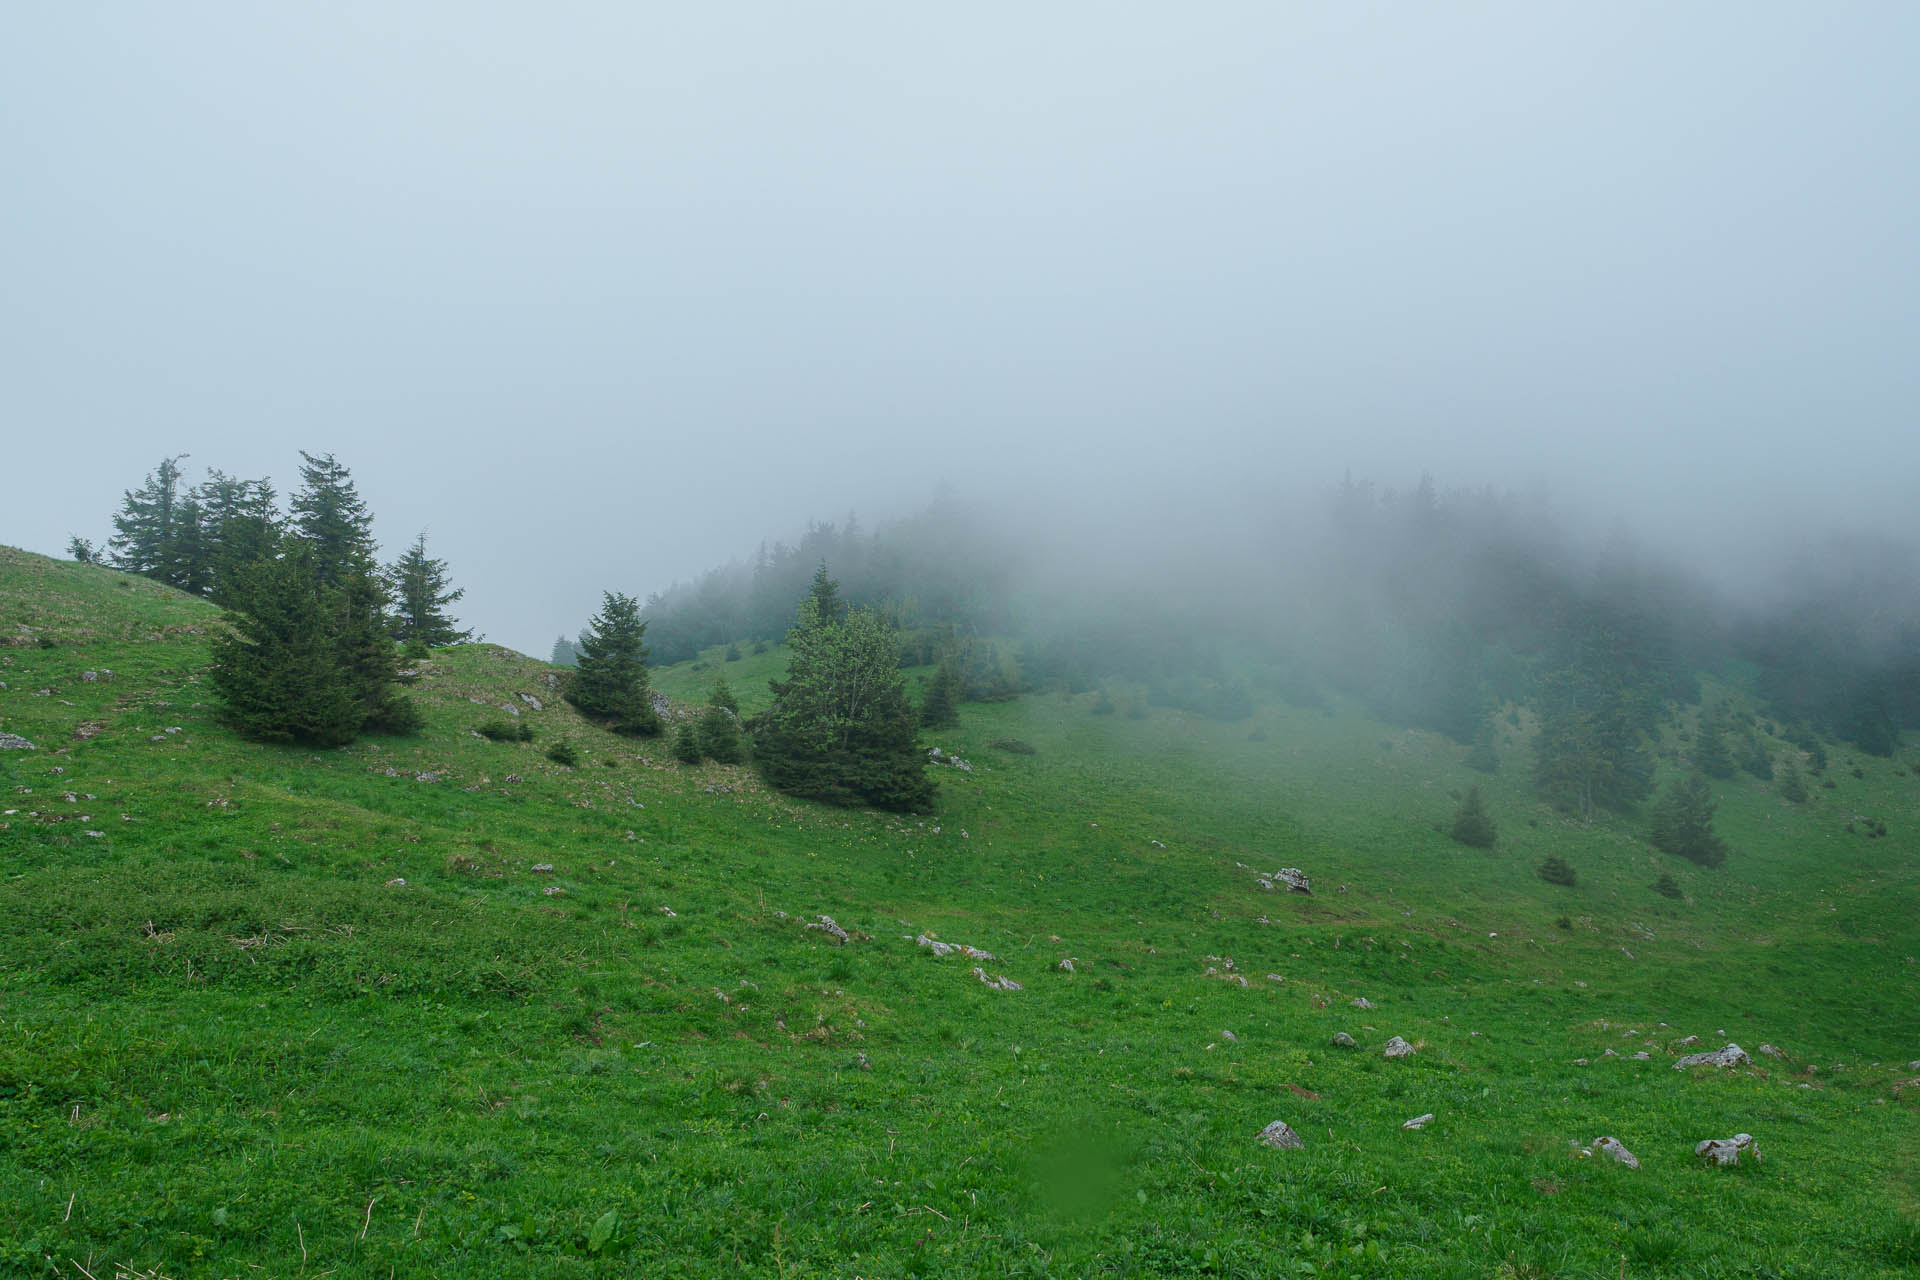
(109, 455, 190, 583)
(211, 547, 417, 745)
(1650, 773, 1730, 868)
(290, 450, 378, 588)
(752, 580, 932, 813)
(387, 531, 475, 649)
(1530, 639, 1657, 821)
(566, 591, 660, 736)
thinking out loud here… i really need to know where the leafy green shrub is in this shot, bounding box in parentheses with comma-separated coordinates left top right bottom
(1654, 872, 1682, 899)
(1538, 856, 1576, 886)
(478, 718, 533, 743)
(988, 738, 1036, 755)
(1650, 773, 1729, 868)
(546, 739, 579, 767)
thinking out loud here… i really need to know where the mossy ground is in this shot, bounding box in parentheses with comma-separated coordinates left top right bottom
(2, 548, 1917, 1277)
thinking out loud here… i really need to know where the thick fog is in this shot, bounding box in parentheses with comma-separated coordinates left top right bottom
(4, 3, 1917, 654)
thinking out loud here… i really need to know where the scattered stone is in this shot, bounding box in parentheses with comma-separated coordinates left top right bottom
(1402, 1113, 1435, 1130)
(957, 944, 996, 962)
(1383, 1036, 1415, 1059)
(855, 1052, 871, 1071)
(1257, 867, 1312, 894)
(504, 774, 523, 784)
(1757, 1044, 1787, 1059)
(1674, 1043, 1751, 1070)
(0, 733, 40, 750)
(658, 906, 677, 917)
(81, 670, 98, 682)
(385, 877, 407, 887)
(1056, 957, 1075, 973)
(1675, 1035, 1700, 1047)
(1592, 1136, 1640, 1169)
(499, 704, 521, 717)
(916, 934, 955, 957)
(1695, 1133, 1761, 1167)
(519, 693, 543, 710)
(1632, 1051, 1651, 1060)
(531, 863, 555, 873)
(1573, 1058, 1590, 1066)
(543, 885, 565, 896)
(972, 967, 1021, 992)
(1332, 1032, 1358, 1049)
(807, 915, 851, 942)
(415, 772, 439, 783)
(927, 747, 974, 772)
(1256, 1120, 1304, 1150)
(1351, 997, 1375, 1009)
(1222, 1029, 1237, 1043)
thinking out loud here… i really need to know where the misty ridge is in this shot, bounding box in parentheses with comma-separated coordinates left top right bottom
(624, 469, 1920, 763)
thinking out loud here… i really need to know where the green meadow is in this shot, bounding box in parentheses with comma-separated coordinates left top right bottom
(2, 546, 1917, 1278)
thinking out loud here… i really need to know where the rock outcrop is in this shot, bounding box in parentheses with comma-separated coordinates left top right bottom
(1673, 1043, 1750, 1070)
(1695, 1133, 1760, 1167)
(1256, 1120, 1304, 1149)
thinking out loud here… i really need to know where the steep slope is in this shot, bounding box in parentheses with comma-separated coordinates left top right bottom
(2, 547, 1917, 1278)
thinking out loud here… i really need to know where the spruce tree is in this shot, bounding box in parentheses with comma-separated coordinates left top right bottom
(920, 661, 961, 729)
(290, 451, 377, 588)
(66, 536, 97, 564)
(1694, 714, 1735, 779)
(331, 567, 421, 735)
(386, 531, 475, 648)
(1449, 785, 1497, 848)
(567, 591, 661, 735)
(210, 549, 360, 745)
(109, 455, 190, 583)
(1465, 713, 1499, 773)
(672, 719, 703, 764)
(192, 471, 280, 603)
(550, 635, 581, 667)
(752, 573, 932, 812)
(1649, 773, 1730, 868)
(697, 679, 745, 764)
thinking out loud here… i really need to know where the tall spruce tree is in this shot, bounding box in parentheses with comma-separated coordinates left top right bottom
(386, 531, 475, 648)
(210, 549, 361, 745)
(1449, 785, 1497, 848)
(1531, 643, 1655, 822)
(567, 592, 661, 735)
(920, 660, 961, 728)
(109, 455, 191, 584)
(290, 451, 377, 588)
(1650, 773, 1730, 867)
(550, 635, 581, 668)
(191, 471, 280, 603)
(697, 678, 745, 763)
(752, 573, 932, 812)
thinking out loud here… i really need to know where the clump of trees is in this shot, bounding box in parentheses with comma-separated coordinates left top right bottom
(751, 567, 932, 812)
(208, 456, 423, 745)
(565, 592, 661, 736)
(96, 452, 478, 747)
(1649, 773, 1730, 868)
(1538, 855, 1577, 886)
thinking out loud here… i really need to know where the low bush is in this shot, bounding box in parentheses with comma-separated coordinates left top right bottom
(1538, 856, 1576, 886)
(478, 718, 533, 743)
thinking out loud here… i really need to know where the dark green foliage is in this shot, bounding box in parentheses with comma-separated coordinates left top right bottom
(190, 470, 280, 603)
(672, 720, 702, 764)
(109, 455, 192, 585)
(550, 634, 581, 667)
(1538, 855, 1577, 886)
(752, 571, 933, 812)
(1693, 712, 1734, 779)
(1777, 758, 1808, 803)
(988, 738, 1036, 755)
(289, 451, 377, 588)
(1531, 644, 1655, 821)
(725, 643, 743, 662)
(1650, 773, 1730, 868)
(806, 562, 845, 626)
(386, 531, 475, 648)
(546, 739, 579, 766)
(697, 704, 744, 764)
(1449, 785, 1497, 848)
(210, 551, 361, 746)
(920, 661, 961, 729)
(707, 675, 739, 715)
(1653, 871, 1683, 899)
(567, 592, 661, 736)
(478, 718, 534, 743)
(1090, 689, 1116, 716)
(66, 535, 97, 564)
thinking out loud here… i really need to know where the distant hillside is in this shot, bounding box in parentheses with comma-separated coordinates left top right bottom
(4, 543, 1918, 1278)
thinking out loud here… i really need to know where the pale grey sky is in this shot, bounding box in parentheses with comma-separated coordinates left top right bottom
(4, 2, 1916, 652)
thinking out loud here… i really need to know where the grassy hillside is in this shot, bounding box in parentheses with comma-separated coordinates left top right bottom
(2, 547, 1917, 1279)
